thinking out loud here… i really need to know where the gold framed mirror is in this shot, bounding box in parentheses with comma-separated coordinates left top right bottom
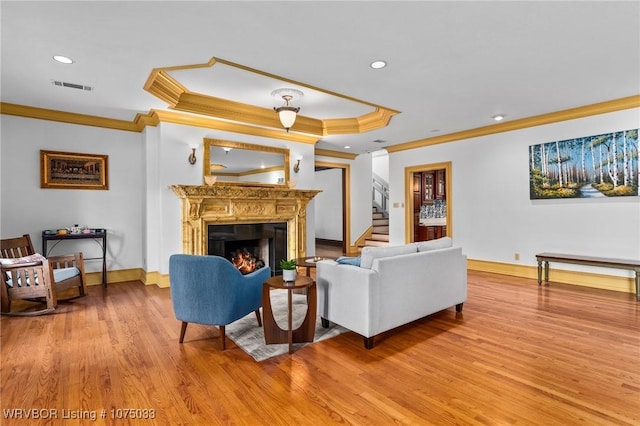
(203, 138, 290, 186)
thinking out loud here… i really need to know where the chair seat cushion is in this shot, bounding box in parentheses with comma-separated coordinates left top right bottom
(53, 267, 80, 283)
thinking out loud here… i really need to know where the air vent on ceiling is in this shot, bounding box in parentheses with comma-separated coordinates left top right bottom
(372, 139, 387, 144)
(51, 80, 93, 91)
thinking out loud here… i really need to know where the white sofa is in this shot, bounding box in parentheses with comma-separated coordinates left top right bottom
(316, 237, 467, 349)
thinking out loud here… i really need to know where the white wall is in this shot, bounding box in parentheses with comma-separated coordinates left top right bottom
(388, 108, 640, 277)
(314, 168, 343, 241)
(0, 115, 144, 274)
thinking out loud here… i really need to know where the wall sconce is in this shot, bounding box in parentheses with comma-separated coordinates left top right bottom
(293, 157, 302, 173)
(188, 144, 199, 165)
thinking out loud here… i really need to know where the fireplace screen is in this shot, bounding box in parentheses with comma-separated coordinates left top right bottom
(208, 223, 286, 275)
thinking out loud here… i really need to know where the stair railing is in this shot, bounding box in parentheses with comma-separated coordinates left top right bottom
(372, 172, 389, 216)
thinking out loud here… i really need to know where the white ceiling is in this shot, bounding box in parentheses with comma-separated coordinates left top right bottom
(2, 1, 639, 154)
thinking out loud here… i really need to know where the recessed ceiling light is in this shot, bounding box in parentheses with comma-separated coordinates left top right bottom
(492, 114, 505, 121)
(53, 55, 74, 64)
(370, 60, 387, 69)
(344, 145, 351, 149)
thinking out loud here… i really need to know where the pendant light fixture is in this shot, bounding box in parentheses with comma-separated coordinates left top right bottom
(272, 88, 303, 132)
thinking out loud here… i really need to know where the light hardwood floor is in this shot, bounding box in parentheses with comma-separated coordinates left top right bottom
(1, 267, 638, 425)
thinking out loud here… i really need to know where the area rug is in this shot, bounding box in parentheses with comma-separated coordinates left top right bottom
(226, 289, 348, 361)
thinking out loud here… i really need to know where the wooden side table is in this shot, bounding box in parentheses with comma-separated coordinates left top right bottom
(262, 275, 316, 354)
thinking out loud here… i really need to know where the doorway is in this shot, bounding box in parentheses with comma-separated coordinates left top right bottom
(404, 162, 452, 243)
(314, 161, 351, 255)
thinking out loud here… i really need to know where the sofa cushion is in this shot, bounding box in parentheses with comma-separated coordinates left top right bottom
(360, 244, 417, 269)
(336, 256, 361, 267)
(415, 237, 453, 252)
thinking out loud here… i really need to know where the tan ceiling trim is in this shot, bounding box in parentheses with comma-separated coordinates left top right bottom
(323, 108, 397, 135)
(314, 148, 358, 160)
(174, 92, 326, 136)
(387, 95, 640, 153)
(144, 56, 400, 136)
(0, 102, 319, 143)
(133, 112, 160, 129)
(0, 102, 140, 132)
(358, 108, 396, 132)
(150, 110, 319, 144)
(143, 70, 187, 106)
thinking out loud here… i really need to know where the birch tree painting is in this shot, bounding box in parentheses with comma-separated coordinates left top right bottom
(529, 128, 639, 199)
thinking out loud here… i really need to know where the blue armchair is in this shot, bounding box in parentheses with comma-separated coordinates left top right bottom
(169, 254, 271, 349)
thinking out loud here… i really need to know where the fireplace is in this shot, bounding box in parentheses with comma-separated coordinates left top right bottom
(208, 223, 287, 275)
(170, 183, 321, 263)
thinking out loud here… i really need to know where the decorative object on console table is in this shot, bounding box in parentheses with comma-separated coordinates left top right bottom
(280, 259, 297, 282)
(42, 229, 108, 287)
(40, 150, 109, 190)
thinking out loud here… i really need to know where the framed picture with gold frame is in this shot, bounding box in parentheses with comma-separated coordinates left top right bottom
(40, 150, 109, 190)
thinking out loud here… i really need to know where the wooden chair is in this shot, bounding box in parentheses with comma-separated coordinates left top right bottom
(1, 234, 87, 315)
(1, 260, 57, 315)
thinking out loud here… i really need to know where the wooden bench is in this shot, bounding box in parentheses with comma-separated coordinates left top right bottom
(536, 252, 640, 301)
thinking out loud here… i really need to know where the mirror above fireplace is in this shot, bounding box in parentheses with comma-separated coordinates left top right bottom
(203, 138, 290, 186)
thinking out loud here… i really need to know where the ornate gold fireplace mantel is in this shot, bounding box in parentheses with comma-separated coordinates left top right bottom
(170, 183, 321, 260)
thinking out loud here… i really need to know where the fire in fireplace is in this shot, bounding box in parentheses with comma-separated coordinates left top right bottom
(230, 248, 265, 275)
(208, 223, 286, 276)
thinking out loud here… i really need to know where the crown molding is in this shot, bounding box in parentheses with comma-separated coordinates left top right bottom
(3, 95, 637, 153)
(314, 148, 358, 160)
(387, 95, 640, 153)
(0, 102, 140, 132)
(0, 103, 319, 144)
(143, 69, 187, 106)
(149, 110, 319, 144)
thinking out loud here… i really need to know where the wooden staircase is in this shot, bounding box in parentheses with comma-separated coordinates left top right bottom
(364, 207, 389, 248)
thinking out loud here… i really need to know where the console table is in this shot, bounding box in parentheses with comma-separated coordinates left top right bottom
(42, 230, 108, 287)
(536, 252, 640, 301)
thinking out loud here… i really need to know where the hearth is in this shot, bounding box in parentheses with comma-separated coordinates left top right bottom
(208, 223, 287, 275)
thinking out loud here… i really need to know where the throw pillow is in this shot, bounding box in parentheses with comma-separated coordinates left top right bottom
(336, 256, 361, 267)
(415, 237, 453, 252)
(360, 244, 417, 269)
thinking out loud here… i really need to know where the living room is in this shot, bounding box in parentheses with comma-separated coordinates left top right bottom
(1, 2, 639, 424)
